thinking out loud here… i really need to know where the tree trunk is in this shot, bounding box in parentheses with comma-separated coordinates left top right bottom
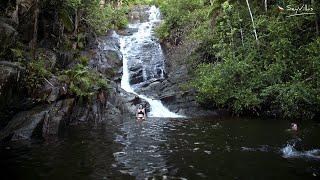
(73, 8, 79, 35)
(11, 3, 19, 25)
(264, 0, 267, 13)
(311, 0, 319, 36)
(246, 0, 258, 43)
(30, 0, 39, 58)
(316, 17, 319, 36)
(237, 0, 244, 46)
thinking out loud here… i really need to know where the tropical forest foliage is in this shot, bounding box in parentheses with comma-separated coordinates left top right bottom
(156, 0, 320, 119)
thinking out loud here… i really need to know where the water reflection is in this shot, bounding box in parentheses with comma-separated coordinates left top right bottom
(114, 118, 169, 179)
(1, 117, 320, 179)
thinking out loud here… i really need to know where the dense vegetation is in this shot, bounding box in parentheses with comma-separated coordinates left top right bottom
(0, 0, 140, 98)
(156, 0, 320, 119)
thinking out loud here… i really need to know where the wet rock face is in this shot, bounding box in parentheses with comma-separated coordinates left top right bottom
(56, 51, 77, 69)
(164, 60, 218, 115)
(117, 28, 139, 36)
(42, 98, 75, 138)
(0, 98, 74, 141)
(0, 62, 26, 129)
(0, 105, 49, 141)
(130, 68, 144, 84)
(123, 36, 166, 88)
(139, 31, 218, 117)
(0, 30, 130, 142)
(0, 62, 20, 95)
(90, 34, 123, 79)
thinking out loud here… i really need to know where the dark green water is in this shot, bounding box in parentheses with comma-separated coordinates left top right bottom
(1, 117, 320, 179)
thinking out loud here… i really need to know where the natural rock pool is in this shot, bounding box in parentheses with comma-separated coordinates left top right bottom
(1, 4, 319, 180)
(1, 117, 319, 179)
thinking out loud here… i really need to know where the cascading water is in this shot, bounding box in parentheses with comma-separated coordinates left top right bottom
(120, 6, 184, 118)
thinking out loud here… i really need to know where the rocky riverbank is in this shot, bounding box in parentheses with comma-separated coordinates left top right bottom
(0, 4, 221, 143)
(0, 31, 139, 142)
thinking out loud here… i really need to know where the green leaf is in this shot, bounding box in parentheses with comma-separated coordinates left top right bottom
(59, 8, 74, 32)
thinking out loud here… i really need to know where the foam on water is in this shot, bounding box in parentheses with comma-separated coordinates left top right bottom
(281, 144, 320, 159)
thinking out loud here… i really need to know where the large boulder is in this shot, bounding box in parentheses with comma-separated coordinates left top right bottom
(129, 68, 144, 85)
(117, 88, 142, 115)
(0, 105, 48, 141)
(136, 80, 162, 97)
(0, 98, 75, 142)
(103, 50, 122, 66)
(90, 35, 123, 79)
(117, 28, 139, 36)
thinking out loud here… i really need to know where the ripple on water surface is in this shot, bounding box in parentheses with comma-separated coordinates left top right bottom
(113, 117, 320, 179)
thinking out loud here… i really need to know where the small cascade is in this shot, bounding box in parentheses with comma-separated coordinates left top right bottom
(120, 6, 184, 118)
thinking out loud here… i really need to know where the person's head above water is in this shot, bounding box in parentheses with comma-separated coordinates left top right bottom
(291, 123, 298, 131)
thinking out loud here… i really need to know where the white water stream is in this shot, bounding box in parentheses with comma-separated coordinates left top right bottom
(120, 6, 184, 118)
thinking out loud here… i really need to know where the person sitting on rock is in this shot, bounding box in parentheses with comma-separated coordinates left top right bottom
(136, 104, 147, 121)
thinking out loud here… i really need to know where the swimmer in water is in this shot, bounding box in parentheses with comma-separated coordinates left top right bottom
(136, 104, 147, 121)
(291, 123, 298, 131)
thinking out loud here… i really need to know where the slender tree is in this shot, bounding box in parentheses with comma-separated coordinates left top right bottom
(311, 0, 319, 35)
(245, 0, 258, 43)
(30, 0, 39, 58)
(237, 0, 244, 46)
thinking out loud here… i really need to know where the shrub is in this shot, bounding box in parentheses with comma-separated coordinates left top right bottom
(25, 58, 51, 95)
(59, 64, 108, 97)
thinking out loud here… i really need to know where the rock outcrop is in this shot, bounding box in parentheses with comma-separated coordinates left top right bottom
(0, 32, 130, 142)
(0, 98, 74, 141)
(0, 20, 18, 54)
(0, 61, 27, 129)
(160, 37, 218, 116)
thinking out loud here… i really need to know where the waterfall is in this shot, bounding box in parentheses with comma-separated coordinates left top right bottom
(120, 6, 184, 118)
